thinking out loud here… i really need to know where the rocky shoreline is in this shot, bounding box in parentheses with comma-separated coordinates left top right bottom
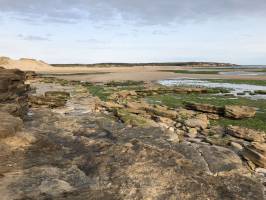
(0, 67, 266, 199)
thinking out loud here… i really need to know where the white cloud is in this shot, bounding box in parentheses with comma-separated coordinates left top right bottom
(0, 0, 266, 25)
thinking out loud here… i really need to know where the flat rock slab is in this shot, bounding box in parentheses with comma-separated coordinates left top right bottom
(224, 105, 256, 119)
(242, 142, 266, 168)
(226, 125, 265, 142)
(0, 81, 264, 200)
(195, 144, 246, 174)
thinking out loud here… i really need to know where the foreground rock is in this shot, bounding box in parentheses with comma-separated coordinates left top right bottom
(0, 111, 23, 138)
(0, 77, 265, 200)
(224, 105, 256, 119)
(185, 102, 223, 114)
(226, 126, 265, 142)
(29, 91, 70, 108)
(1, 106, 263, 199)
(184, 114, 209, 129)
(185, 102, 257, 119)
(243, 143, 266, 168)
(44, 91, 70, 100)
(114, 108, 156, 127)
(0, 67, 29, 117)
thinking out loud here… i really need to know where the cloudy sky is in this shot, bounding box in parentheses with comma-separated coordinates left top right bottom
(0, 0, 266, 64)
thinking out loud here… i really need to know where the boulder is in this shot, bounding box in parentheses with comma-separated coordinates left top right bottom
(176, 108, 195, 119)
(226, 126, 265, 142)
(0, 111, 23, 138)
(29, 95, 67, 108)
(242, 143, 266, 168)
(184, 114, 209, 129)
(185, 102, 223, 114)
(145, 105, 177, 119)
(224, 105, 256, 119)
(196, 144, 246, 173)
(29, 91, 70, 108)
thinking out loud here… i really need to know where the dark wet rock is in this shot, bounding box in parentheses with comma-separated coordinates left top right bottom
(226, 125, 265, 142)
(254, 90, 266, 95)
(224, 105, 256, 119)
(185, 102, 224, 114)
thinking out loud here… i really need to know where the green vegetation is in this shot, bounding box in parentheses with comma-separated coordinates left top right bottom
(51, 62, 235, 68)
(86, 81, 145, 101)
(146, 93, 266, 131)
(211, 112, 266, 132)
(106, 80, 144, 87)
(254, 90, 266, 95)
(115, 109, 152, 127)
(87, 85, 113, 101)
(159, 70, 220, 74)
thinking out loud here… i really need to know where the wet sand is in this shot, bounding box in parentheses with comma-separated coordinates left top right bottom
(43, 66, 266, 83)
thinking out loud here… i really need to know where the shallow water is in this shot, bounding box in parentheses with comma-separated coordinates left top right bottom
(159, 79, 266, 100)
(219, 71, 266, 76)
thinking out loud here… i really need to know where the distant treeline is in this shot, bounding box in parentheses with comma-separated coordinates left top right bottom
(51, 62, 237, 68)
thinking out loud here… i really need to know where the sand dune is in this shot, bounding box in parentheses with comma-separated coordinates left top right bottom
(0, 56, 54, 71)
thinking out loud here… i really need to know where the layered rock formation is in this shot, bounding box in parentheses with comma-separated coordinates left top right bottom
(0, 67, 29, 117)
(0, 74, 265, 199)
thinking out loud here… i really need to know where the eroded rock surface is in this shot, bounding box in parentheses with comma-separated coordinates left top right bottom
(243, 143, 266, 168)
(0, 78, 265, 200)
(225, 105, 257, 119)
(227, 126, 265, 142)
(0, 67, 29, 117)
(0, 111, 23, 138)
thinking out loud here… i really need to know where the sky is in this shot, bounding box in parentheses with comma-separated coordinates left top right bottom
(0, 0, 266, 64)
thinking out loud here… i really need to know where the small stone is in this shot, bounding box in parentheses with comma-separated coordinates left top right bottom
(187, 128, 198, 138)
(230, 142, 243, 152)
(207, 113, 220, 120)
(175, 123, 182, 128)
(168, 127, 175, 132)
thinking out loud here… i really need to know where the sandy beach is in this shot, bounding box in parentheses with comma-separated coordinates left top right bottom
(1, 57, 266, 82)
(51, 70, 266, 83)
